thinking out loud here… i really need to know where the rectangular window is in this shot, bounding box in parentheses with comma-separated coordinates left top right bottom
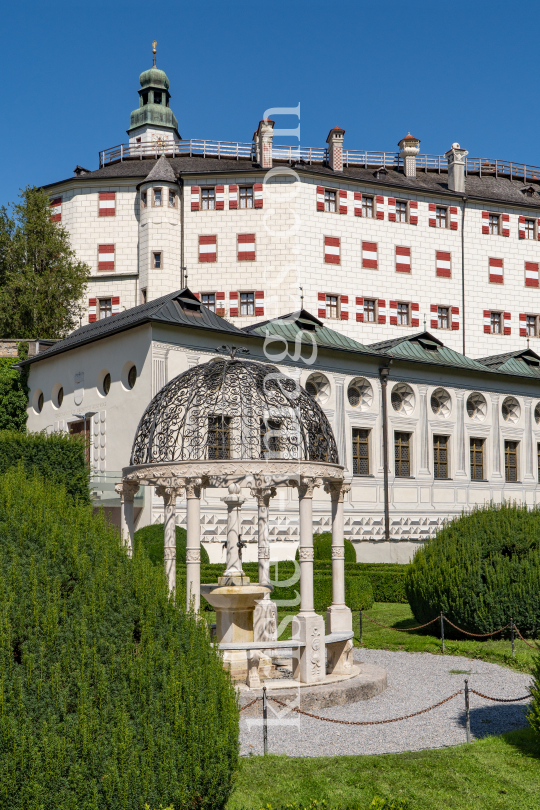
(395, 432, 411, 477)
(491, 311, 502, 334)
(237, 233, 256, 261)
(438, 306, 450, 329)
(395, 246, 411, 273)
(470, 438, 484, 480)
(98, 192, 116, 217)
(169, 190, 176, 208)
(363, 298, 376, 322)
(153, 251, 162, 269)
(153, 188, 162, 207)
(352, 428, 370, 475)
(140, 288, 147, 304)
(201, 293, 216, 312)
(141, 191, 147, 208)
(260, 418, 282, 458)
(207, 416, 231, 460)
(239, 187, 253, 209)
(240, 291, 255, 316)
(99, 298, 112, 319)
(326, 294, 339, 319)
(362, 196, 374, 218)
(397, 302, 410, 326)
(436, 206, 448, 228)
(489, 257, 504, 283)
(396, 201, 408, 223)
(362, 241, 378, 269)
(324, 189, 336, 212)
(433, 435, 449, 479)
(505, 440, 519, 482)
(525, 219, 536, 239)
(201, 188, 215, 210)
(527, 315, 538, 337)
(98, 244, 115, 272)
(489, 213, 500, 234)
(198, 235, 217, 262)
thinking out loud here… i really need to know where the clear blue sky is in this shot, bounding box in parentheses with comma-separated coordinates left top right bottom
(2, 0, 539, 208)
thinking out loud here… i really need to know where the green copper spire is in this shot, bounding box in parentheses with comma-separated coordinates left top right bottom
(127, 42, 180, 138)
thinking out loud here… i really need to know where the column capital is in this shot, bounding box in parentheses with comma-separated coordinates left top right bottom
(185, 477, 202, 499)
(155, 483, 184, 501)
(115, 480, 140, 503)
(294, 476, 323, 499)
(324, 481, 351, 502)
(249, 484, 277, 506)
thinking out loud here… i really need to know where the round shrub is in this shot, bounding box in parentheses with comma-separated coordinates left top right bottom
(134, 522, 210, 566)
(295, 531, 357, 563)
(0, 467, 238, 810)
(405, 502, 540, 637)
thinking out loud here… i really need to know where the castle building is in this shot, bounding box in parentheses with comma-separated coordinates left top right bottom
(25, 51, 540, 562)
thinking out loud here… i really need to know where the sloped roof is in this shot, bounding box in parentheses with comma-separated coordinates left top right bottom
(368, 332, 488, 371)
(138, 155, 177, 186)
(476, 348, 540, 378)
(19, 288, 246, 367)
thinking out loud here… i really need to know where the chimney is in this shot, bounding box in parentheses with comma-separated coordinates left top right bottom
(253, 119, 275, 169)
(445, 143, 469, 193)
(326, 127, 345, 172)
(398, 133, 420, 178)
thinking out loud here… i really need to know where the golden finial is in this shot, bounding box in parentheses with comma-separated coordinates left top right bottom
(152, 40, 157, 67)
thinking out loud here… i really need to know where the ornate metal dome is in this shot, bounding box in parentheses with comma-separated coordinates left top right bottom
(130, 354, 339, 465)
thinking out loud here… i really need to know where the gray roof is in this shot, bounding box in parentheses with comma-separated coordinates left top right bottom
(43, 155, 540, 210)
(18, 288, 247, 367)
(368, 332, 488, 371)
(140, 156, 177, 185)
(476, 348, 540, 378)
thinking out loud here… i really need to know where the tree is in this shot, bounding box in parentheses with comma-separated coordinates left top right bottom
(0, 356, 28, 431)
(0, 186, 89, 338)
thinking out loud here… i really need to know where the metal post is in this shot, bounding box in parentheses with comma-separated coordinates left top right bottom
(464, 679, 471, 743)
(440, 612, 445, 653)
(262, 686, 268, 755)
(510, 617, 515, 659)
(359, 610, 363, 644)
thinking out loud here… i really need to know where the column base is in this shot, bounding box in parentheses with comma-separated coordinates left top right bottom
(326, 638, 354, 676)
(291, 612, 326, 684)
(253, 598, 277, 676)
(326, 604, 352, 634)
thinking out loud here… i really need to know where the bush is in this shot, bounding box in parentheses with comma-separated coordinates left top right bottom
(295, 532, 357, 563)
(0, 429, 89, 503)
(0, 467, 238, 810)
(134, 522, 210, 566)
(0, 357, 28, 431)
(528, 652, 540, 743)
(405, 502, 540, 637)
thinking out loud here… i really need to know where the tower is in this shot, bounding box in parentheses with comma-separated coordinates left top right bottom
(127, 41, 180, 148)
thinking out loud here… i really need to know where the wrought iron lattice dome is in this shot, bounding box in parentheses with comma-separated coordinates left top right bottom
(130, 356, 339, 465)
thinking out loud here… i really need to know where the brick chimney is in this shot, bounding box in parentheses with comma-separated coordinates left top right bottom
(326, 127, 345, 172)
(253, 119, 275, 169)
(398, 133, 420, 178)
(445, 143, 469, 193)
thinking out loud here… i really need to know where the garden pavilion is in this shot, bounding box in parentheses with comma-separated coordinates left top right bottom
(117, 345, 353, 683)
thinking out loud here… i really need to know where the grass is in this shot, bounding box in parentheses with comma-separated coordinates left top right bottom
(229, 728, 540, 810)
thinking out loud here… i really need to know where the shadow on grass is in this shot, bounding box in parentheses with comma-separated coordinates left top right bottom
(498, 724, 540, 760)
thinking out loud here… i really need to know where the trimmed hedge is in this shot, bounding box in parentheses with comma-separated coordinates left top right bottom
(405, 502, 540, 637)
(295, 531, 357, 563)
(134, 522, 210, 566)
(529, 655, 540, 743)
(0, 429, 90, 503)
(0, 466, 238, 810)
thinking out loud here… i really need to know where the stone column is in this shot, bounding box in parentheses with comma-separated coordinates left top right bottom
(491, 394, 503, 479)
(251, 484, 278, 675)
(325, 482, 353, 675)
(220, 483, 247, 585)
(115, 480, 140, 556)
(292, 477, 325, 684)
(155, 484, 183, 597)
(185, 478, 202, 611)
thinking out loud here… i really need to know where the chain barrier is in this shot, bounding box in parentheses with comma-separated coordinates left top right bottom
(240, 697, 261, 712)
(514, 624, 538, 650)
(469, 688, 531, 703)
(442, 616, 510, 638)
(362, 614, 440, 632)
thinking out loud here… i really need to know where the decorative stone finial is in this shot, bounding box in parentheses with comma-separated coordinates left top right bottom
(152, 40, 157, 67)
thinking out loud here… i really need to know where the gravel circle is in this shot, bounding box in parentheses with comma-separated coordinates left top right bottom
(239, 648, 533, 757)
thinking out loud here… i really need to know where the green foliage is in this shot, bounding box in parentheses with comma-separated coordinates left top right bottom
(134, 523, 210, 566)
(0, 466, 238, 810)
(405, 502, 540, 636)
(255, 800, 409, 810)
(528, 652, 540, 742)
(0, 186, 90, 338)
(295, 532, 356, 563)
(313, 575, 373, 613)
(0, 357, 28, 431)
(0, 430, 90, 503)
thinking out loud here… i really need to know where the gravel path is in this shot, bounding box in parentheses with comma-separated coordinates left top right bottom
(239, 649, 533, 757)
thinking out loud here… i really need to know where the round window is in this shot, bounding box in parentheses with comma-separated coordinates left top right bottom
(430, 388, 451, 417)
(57, 387, 63, 407)
(390, 383, 415, 415)
(501, 396, 520, 423)
(535, 402, 540, 424)
(37, 392, 44, 413)
(347, 377, 373, 410)
(103, 373, 111, 396)
(306, 381, 318, 398)
(466, 392, 487, 421)
(127, 365, 137, 390)
(304, 373, 330, 405)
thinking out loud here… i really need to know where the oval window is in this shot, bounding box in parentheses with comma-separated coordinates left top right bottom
(103, 373, 111, 396)
(128, 365, 137, 390)
(37, 392, 44, 413)
(57, 387, 63, 407)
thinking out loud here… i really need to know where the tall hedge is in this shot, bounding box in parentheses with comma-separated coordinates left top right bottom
(134, 522, 210, 566)
(0, 430, 90, 503)
(295, 532, 357, 563)
(0, 467, 239, 810)
(405, 502, 540, 637)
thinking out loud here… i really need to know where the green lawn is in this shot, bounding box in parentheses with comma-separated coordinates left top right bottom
(229, 728, 540, 810)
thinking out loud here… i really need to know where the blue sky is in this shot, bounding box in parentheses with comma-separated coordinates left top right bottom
(2, 0, 540, 208)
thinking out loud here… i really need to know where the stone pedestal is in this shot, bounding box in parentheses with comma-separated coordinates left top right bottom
(291, 612, 326, 684)
(326, 638, 354, 676)
(253, 597, 277, 677)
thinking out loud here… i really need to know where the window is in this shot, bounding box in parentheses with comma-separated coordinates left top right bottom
(364, 299, 376, 322)
(352, 428, 370, 475)
(433, 435, 449, 479)
(127, 365, 137, 389)
(240, 292, 254, 316)
(37, 392, 44, 413)
(326, 294, 339, 319)
(169, 190, 176, 208)
(505, 441, 519, 482)
(489, 213, 500, 234)
(202, 293, 216, 312)
(397, 302, 410, 326)
(154, 91, 162, 105)
(207, 416, 231, 459)
(527, 315, 538, 337)
(103, 373, 111, 396)
(141, 92, 149, 105)
(201, 188, 215, 210)
(362, 196, 374, 218)
(324, 189, 336, 212)
(395, 432, 411, 477)
(470, 438, 484, 480)
(99, 298, 112, 319)
(438, 306, 450, 329)
(436, 206, 448, 228)
(239, 187, 253, 209)
(396, 201, 408, 223)
(153, 252, 162, 269)
(491, 311, 502, 334)
(260, 418, 282, 458)
(525, 218, 536, 239)
(153, 188, 162, 207)
(141, 191, 147, 208)
(140, 288, 147, 304)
